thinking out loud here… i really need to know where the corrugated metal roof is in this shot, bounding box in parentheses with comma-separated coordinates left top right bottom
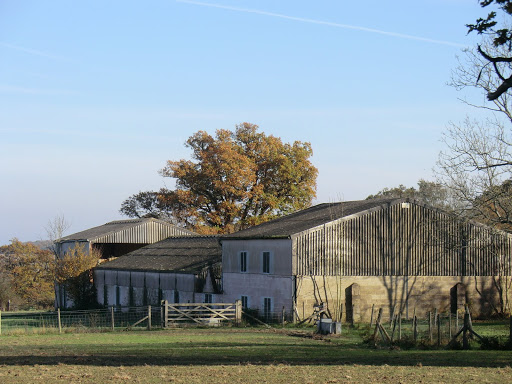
(222, 198, 402, 239)
(58, 218, 197, 244)
(95, 236, 221, 273)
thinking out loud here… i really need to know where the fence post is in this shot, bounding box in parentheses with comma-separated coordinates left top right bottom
(235, 300, 242, 326)
(510, 315, 512, 346)
(449, 313, 452, 339)
(281, 306, 285, 326)
(163, 300, 168, 328)
(428, 311, 433, 343)
(57, 308, 62, 334)
(398, 312, 402, 341)
(111, 306, 115, 332)
(147, 305, 152, 331)
(463, 310, 470, 349)
(390, 306, 395, 329)
(413, 315, 418, 342)
(437, 313, 441, 347)
(372, 308, 383, 340)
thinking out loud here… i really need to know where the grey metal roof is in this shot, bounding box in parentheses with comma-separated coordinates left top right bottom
(95, 236, 221, 273)
(222, 198, 402, 239)
(58, 218, 197, 244)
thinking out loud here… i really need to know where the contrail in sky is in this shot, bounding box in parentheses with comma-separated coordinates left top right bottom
(177, 0, 465, 48)
(0, 42, 71, 61)
(0, 84, 77, 96)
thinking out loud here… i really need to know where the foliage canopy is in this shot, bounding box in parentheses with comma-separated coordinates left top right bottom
(54, 242, 99, 309)
(0, 239, 55, 308)
(467, 1, 512, 100)
(121, 123, 318, 234)
(366, 180, 452, 210)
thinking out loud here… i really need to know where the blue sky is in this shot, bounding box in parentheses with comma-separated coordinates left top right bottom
(0, 0, 489, 244)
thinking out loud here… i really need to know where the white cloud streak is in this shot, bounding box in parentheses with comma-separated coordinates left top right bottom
(0, 85, 77, 96)
(0, 42, 72, 61)
(177, 0, 465, 48)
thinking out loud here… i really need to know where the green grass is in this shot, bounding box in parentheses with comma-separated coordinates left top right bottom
(0, 326, 511, 383)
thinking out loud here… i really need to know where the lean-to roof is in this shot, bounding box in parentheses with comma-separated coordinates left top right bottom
(95, 236, 221, 273)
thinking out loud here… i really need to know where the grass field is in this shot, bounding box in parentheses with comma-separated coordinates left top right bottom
(0, 326, 511, 383)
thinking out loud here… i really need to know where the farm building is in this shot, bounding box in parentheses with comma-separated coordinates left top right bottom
(56, 218, 196, 307)
(56, 218, 196, 259)
(221, 198, 512, 322)
(94, 236, 222, 307)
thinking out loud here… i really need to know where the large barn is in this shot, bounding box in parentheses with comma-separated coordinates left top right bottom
(56, 218, 196, 260)
(56, 218, 196, 307)
(94, 236, 222, 307)
(221, 198, 512, 321)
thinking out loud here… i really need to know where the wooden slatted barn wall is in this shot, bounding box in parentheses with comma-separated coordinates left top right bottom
(294, 202, 512, 277)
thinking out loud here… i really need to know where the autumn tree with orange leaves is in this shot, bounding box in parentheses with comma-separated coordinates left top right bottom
(121, 123, 318, 234)
(54, 242, 99, 309)
(0, 239, 54, 308)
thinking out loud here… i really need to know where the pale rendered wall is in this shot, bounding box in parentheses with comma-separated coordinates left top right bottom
(222, 239, 294, 315)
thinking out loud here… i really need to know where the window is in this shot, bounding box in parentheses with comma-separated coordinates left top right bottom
(262, 251, 271, 274)
(174, 290, 180, 304)
(204, 293, 212, 303)
(241, 295, 248, 309)
(240, 251, 248, 272)
(263, 297, 272, 320)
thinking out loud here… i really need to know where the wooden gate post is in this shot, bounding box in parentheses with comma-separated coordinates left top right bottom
(163, 300, 168, 328)
(57, 308, 62, 334)
(147, 305, 152, 331)
(235, 300, 242, 326)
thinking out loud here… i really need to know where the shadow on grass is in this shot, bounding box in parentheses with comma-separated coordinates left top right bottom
(1, 341, 511, 368)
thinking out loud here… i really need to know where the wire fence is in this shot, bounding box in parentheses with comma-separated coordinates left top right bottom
(0, 306, 162, 335)
(0, 306, 297, 335)
(2, 304, 510, 348)
(368, 308, 512, 348)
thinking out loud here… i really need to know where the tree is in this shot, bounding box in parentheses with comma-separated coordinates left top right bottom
(0, 239, 55, 308)
(45, 215, 71, 256)
(0, 270, 16, 310)
(441, 2, 512, 227)
(436, 5, 512, 316)
(366, 180, 452, 210)
(437, 118, 512, 228)
(120, 123, 318, 234)
(467, 1, 512, 100)
(54, 242, 99, 309)
(119, 190, 176, 222)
